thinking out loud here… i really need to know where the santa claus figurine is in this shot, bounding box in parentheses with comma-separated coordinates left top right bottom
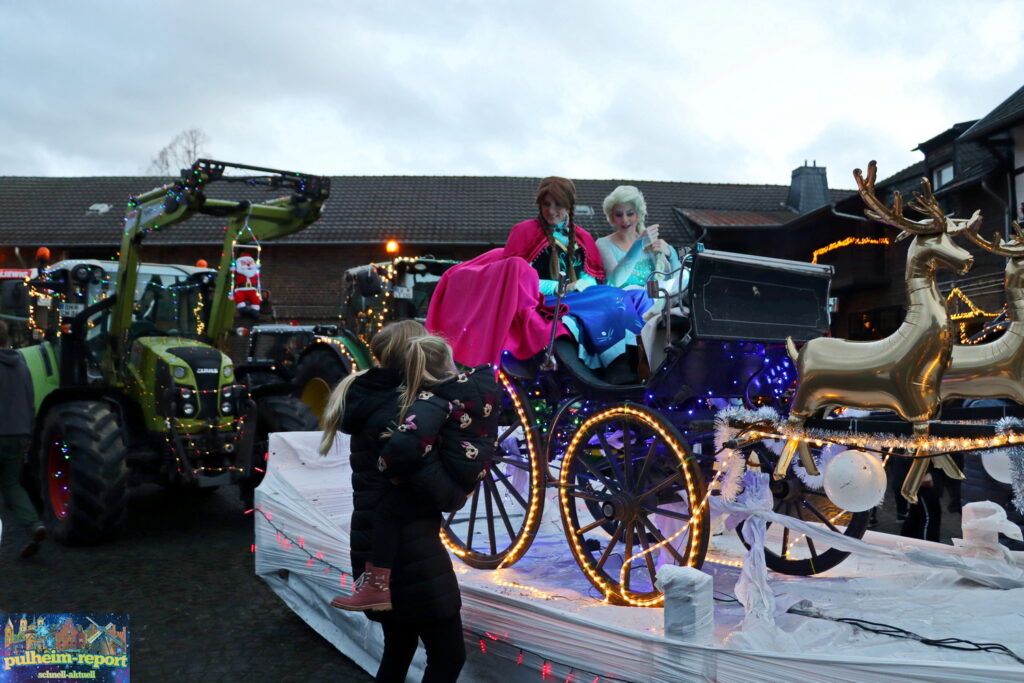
(232, 253, 262, 315)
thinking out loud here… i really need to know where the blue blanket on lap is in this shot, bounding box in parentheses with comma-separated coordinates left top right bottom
(544, 285, 652, 367)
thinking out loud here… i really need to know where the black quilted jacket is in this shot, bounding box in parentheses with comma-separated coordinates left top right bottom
(379, 366, 500, 513)
(340, 367, 461, 622)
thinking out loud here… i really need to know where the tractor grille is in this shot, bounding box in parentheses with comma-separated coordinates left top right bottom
(168, 346, 223, 420)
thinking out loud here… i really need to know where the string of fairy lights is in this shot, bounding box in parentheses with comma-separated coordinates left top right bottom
(348, 256, 441, 346)
(160, 415, 249, 476)
(26, 261, 211, 338)
(251, 501, 626, 683)
(810, 236, 1010, 345)
(252, 503, 630, 682)
(811, 236, 891, 264)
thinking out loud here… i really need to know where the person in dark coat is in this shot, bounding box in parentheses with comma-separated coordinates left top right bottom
(318, 320, 467, 683)
(383, 363, 499, 515)
(0, 319, 46, 558)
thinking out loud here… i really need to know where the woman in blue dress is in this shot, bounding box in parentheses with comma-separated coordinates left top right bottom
(595, 185, 684, 290)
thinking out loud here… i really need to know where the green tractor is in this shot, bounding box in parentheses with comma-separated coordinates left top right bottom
(244, 256, 459, 396)
(22, 160, 329, 543)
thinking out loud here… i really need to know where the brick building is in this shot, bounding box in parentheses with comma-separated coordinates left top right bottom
(0, 171, 852, 325)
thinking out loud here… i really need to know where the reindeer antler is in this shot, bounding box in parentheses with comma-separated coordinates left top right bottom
(966, 218, 1024, 257)
(854, 160, 944, 235)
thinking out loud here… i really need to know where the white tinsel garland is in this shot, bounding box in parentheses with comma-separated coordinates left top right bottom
(713, 406, 780, 502)
(994, 417, 1024, 515)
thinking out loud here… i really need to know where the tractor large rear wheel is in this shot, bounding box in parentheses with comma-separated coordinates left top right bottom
(38, 401, 129, 544)
(294, 347, 351, 391)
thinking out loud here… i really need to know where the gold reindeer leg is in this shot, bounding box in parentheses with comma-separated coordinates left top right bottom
(900, 421, 964, 504)
(773, 439, 821, 479)
(932, 453, 966, 481)
(900, 451, 929, 505)
(775, 415, 815, 480)
(774, 438, 800, 480)
(798, 439, 820, 476)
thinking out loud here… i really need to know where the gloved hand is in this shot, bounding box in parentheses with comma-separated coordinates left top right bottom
(571, 277, 595, 292)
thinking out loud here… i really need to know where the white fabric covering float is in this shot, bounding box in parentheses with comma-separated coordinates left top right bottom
(255, 432, 1024, 682)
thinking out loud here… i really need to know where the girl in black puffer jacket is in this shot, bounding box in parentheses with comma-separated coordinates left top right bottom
(382, 361, 499, 515)
(318, 320, 494, 683)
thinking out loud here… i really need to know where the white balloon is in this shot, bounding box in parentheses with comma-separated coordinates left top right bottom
(823, 449, 887, 513)
(981, 449, 1013, 484)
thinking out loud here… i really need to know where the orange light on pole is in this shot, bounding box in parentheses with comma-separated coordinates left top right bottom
(385, 240, 400, 254)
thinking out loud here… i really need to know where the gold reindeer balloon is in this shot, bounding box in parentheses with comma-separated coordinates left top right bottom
(941, 220, 1024, 403)
(778, 162, 978, 498)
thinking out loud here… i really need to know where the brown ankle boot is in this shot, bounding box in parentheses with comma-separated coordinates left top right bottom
(330, 563, 392, 611)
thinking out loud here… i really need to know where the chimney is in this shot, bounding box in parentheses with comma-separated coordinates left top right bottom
(786, 161, 830, 213)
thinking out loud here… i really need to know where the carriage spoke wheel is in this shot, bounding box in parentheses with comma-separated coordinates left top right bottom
(559, 404, 708, 607)
(441, 370, 545, 569)
(737, 442, 870, 576)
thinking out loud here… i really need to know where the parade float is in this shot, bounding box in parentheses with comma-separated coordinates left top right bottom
(254, 163, 1024, 681)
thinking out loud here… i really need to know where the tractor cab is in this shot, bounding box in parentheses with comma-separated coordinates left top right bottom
(341, 256, 459, 344)
(27, 260, 220, 389)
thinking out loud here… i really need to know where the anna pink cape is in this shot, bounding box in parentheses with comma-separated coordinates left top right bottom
(502, 218, 605, 280)
(426, 248, 568, 367)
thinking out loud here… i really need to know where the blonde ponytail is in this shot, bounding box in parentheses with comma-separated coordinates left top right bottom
(318, 322, 456, 455)
(399, 335, 456, 423)
(318, 370, 366, 455)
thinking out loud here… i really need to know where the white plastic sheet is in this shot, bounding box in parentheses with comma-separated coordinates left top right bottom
(256, 432, 1024, 682)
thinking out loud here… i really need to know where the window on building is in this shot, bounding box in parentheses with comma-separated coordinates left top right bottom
(933, 163, 953, 189)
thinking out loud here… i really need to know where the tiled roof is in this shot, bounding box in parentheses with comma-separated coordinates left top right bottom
(677, 208, 797, 227)
(960, 84, 1024, 142)
(0, 174, 855, 248)
(914, 121, 977, 153)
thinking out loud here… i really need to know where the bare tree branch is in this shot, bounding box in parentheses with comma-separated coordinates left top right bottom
(147, 128, 210, 175)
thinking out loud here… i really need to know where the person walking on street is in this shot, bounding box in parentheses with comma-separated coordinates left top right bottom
(0, 320, 45, 558)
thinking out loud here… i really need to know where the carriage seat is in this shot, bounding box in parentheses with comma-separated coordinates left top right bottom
(552, 337, 646, 396)
(498, 338, 646, 397)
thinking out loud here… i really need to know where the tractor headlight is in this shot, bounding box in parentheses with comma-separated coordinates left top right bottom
(177, 386, 199, 418)
(223, 365, 233, 379)
(221, 401, 234, 415)
(173, 366, 187, 379)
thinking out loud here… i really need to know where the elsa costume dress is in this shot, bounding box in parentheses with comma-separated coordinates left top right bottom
(594, 234, 684, 290)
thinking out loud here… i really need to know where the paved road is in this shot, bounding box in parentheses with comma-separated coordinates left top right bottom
(0, 483, 372, 683)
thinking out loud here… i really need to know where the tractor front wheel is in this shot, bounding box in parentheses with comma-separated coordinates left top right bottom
(38, 401, 129, 544)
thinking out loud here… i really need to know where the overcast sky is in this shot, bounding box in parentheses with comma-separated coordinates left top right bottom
(2, 1, 1022, 189)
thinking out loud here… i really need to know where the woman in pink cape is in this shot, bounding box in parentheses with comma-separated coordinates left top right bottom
(427, 177, 651, 381)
